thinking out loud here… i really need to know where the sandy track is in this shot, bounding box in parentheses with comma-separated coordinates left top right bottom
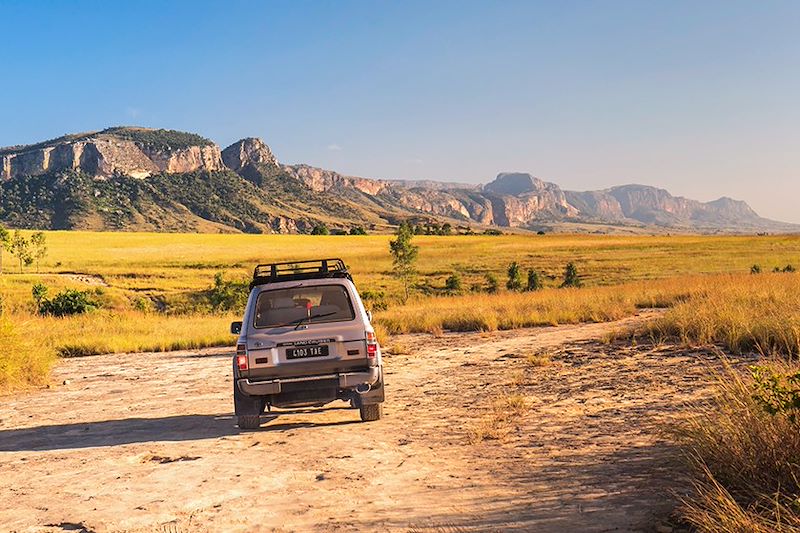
(0, 311, 728, 532)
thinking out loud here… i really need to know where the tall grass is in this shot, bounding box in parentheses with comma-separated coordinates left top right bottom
(676, 359, 800, 532)
(0, 317, 56, 392)
(20, 310, 237, 357)
(645, 273, 800, 357)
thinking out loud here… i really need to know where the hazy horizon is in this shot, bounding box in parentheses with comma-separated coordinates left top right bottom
(2, 1, 798, 223)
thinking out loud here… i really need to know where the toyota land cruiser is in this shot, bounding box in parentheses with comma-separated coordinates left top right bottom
(230, 258, 385, 429)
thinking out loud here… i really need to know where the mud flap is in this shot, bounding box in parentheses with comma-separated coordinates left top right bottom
(355, 367, 385, 406)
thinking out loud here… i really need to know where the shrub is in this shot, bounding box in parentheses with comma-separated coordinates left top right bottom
(360, 289, 388, 311)
(445, 273, 463, 293)
(484, 273, 499, 293)
(751, 264, 762, 274)
(526, 269, 543, 291)
(561, 262, 582, 288)
(209, 272, 249, 313)
(310, 223, 330, 235)
(783, 264, 795, 273)
(506, 262, 524, 291)
(349, 226, 367, 235)
(36, 288, 101, 317)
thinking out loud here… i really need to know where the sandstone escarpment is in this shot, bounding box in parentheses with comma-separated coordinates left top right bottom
(0, 128, 222, 180)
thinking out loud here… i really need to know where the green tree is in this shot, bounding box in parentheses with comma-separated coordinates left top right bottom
(389, 221, 419, 302)
(310, 223, 330, 235)
(0, 224, 9, 275)
(485, 273, 499, 293)
(9, 231, 32, 273)
(349, 226, 367, 235)
(30, 232, 47, 273)
(506, 261, 524, 291)
(561, 262, 582, 288)
(32, 282, 48, 305)
(526, 269, 543, 291)
(441, 223, 453, 236)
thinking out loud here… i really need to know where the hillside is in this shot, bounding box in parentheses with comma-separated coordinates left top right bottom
(0, 127, 795, 234)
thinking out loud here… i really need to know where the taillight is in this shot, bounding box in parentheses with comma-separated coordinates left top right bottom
(236, 344, 248, 371)
(366, 331, 378, 359)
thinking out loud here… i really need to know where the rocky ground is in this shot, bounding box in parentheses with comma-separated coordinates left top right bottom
(0, 311, 736, 532)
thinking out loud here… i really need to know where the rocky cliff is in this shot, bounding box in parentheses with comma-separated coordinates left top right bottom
(0, 126, 794, 234)
(0, 127, 223, 180)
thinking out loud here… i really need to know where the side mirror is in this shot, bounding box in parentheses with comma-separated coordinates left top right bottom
(230, 321, 242, 335)
(366, 310, 373, 323)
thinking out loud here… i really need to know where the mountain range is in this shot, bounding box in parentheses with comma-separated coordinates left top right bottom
(0, 127, 795, 234)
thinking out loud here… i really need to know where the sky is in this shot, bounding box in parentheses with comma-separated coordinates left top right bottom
(1, 0, 799, 222)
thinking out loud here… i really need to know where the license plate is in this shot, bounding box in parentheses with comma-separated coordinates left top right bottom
(286, 344, 329, 359)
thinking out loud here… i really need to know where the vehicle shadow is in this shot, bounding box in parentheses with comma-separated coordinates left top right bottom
(0, 407, 361, 452)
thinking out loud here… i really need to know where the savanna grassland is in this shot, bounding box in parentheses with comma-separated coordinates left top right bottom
(1, 231, 800, 377)
(3, 230, 800, 530)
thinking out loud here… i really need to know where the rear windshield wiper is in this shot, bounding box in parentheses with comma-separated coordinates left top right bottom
(266, 311, 337, 330)
(293, 311, 337, 330)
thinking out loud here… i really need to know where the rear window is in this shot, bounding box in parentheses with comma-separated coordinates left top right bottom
(253, 284, 355, 329)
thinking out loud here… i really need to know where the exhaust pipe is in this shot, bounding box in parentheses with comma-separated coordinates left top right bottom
(355, 383, 372, 394)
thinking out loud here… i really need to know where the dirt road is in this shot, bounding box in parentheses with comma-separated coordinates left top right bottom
(0, 311, 726, 532)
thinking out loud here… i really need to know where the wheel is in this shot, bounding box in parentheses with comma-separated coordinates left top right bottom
(359, 403, 383, 422)
(237, 415, 261, 429)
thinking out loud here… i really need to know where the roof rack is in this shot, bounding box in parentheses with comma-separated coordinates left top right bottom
(250, 258, 352, 288)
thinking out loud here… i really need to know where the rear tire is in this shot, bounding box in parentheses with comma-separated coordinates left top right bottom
(237, 415, 261, 429)
(359, 403, 382, 422)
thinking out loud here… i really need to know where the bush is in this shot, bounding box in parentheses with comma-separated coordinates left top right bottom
(484, 273, 499, 293)
(360, 289, 388, 311)
(526, 269, 543, 291)
(506, 262, 523, 291)
(751, 264, 762, 274)
(445, 273, 463, 293)
(209, 272, 249, 313)
(349, 226, 367, 235)
(310, 223, 330, 235)
(36, 287, 101, 317)
(561, 262, 582, 288)
(783, 264, 795, 273)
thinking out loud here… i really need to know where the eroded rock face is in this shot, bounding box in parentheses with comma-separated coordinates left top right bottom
(0, 135, 223, 180)
(284, 164, 391, 195)
(221, 138, 278, 171)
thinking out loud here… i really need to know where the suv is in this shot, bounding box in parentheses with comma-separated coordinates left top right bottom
(230, 258, 385, 429)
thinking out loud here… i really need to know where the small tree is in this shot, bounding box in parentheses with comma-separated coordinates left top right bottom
(784, 264, 796, 273)
(349, 226, 367, 235)
(30, 232, 47, 273)
(9, 231, 32, 273)
(751, 264, 762, 274)
(441, 223, 453, 236)
(506, 262, 524, 291)
(561, 262, 581, 288)
(485, 273, 499, 293)
(32, 283, 48, 305)
(445, 273, 462, 293)
(389, 221, 419, 302)
(0, 224, 9, 275)
(310, 223, 330, 235)
(526, 269, 543, 291)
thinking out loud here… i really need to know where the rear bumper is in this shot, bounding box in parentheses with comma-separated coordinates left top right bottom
(238, 367, 381, 396)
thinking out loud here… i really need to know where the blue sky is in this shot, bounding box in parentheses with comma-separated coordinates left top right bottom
(2, 1, 799, 221)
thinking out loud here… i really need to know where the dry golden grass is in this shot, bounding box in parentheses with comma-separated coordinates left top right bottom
(676, 358, 800, 532)
(644, 273, 800, 357)
(1, 231, 799, 391)
(0, 317, 56, 392)
(468, 393, 528, 443)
